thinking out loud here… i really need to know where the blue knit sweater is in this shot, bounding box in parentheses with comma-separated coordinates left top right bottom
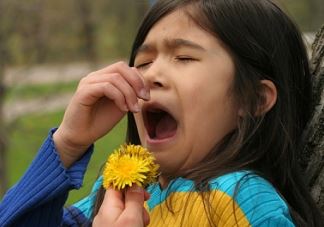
(0, 129, 94, 227)
(0, 130, 295, 226)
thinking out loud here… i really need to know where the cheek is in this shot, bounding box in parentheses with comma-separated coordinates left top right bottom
(182, 85, 238, 154)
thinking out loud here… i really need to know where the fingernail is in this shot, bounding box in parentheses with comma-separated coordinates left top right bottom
(140, 89, 150, 100)
(129, 184, 143, 193)
(133, 103, 140, 112)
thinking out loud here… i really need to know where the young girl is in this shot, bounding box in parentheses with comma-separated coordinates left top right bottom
(0, 0, 323, 226)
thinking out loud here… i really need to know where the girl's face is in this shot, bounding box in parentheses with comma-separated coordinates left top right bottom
(134, 9, 239, 179)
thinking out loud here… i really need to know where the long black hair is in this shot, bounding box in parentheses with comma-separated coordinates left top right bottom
(95, 0, 323, 225)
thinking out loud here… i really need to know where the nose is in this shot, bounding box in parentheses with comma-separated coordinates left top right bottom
(142, 60, 167, 89)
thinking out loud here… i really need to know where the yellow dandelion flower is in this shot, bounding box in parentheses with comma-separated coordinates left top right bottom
(103, 144, 160, 190)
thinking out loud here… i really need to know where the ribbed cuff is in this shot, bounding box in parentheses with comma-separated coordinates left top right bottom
(0, 128, 94, 225)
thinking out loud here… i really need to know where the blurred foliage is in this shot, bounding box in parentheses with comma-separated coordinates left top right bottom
(278, 0, 323, 32)
(7, 110, 127, 204)
(5, 81, 78, 102)
(1, 0, 322, 66)
(2, 0, 149, 66)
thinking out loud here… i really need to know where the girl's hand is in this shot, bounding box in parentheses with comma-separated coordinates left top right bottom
(93, 185, 150, 227)
(53, 61, 149, 167)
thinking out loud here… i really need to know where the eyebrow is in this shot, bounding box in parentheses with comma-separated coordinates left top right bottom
(136, 38, 206, 55)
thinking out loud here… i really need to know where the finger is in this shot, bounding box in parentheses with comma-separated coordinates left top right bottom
(81, 72, 144, 112)
(144, 190, 151, 201)
(143, 190, 150, 226)
(77, 83, 128, 112)
(143, 208, 150, 226)
(105, 73, 140, 112)
(131, 67, 150, 100)
(124, 185, 145, 214)
(98, 189, 125, 223)
(83, 73, 140, 112)
(102, 61, 150, 100)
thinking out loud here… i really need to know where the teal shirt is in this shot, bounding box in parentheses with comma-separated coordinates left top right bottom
(72, 171, 294, 226)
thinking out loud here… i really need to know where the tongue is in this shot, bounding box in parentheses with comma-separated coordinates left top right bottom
(155, 114, 177, 139)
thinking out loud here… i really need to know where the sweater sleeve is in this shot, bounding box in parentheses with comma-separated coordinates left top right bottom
(0, 129, 93, 227)
(62, 176, 103, 227)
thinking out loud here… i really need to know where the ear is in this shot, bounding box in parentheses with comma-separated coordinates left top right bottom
(255, 79, 277, 116)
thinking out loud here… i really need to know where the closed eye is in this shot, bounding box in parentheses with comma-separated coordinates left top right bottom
(135, 62, 152, 69)
(175, 56, 196, 62)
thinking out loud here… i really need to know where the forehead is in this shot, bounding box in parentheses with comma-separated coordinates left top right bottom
(141, 9, 218, 50)
(148, 9, 194, 33)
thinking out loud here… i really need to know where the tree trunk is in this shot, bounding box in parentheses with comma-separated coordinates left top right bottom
(75, 0, 97, 64)
(0, 62, 7, 197)
(300, 25, 324, 211)
(0, 1, 9, 197)
(33, 0, 47, 63)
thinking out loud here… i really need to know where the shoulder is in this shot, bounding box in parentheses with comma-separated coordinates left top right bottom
(146, 172, 294, 226)
(209, 171, 277, 196)
(208, 171, 294, 226)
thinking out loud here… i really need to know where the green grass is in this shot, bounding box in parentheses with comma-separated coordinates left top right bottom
(6, 110, 127, 205)
(5, 81, 79, 102)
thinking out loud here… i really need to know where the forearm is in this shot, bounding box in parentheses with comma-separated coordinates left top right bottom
(0, 129, 93, 226)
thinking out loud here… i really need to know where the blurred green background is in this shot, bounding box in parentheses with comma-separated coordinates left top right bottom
(0, 0, 323, 205)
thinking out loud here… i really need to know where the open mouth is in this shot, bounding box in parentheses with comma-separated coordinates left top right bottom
(144, 106, 178, 140)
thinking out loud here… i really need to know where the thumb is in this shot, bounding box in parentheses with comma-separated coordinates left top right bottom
(125, 184, 145, 211)
(121, 185, 146, 226)
(93, 189, 124, 227)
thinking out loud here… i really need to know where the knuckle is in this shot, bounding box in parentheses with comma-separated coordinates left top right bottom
(131, 73, 144, 88)
(123, 87, 135, 98)
(104, 84, 122, 100)
(79, 77, 89, 85)
(87, 71, 97, 77)
(132, 77, 143, 87)
(116, 61, 128, 68)
(103, 82, 114, 91)
(109, 73, 121, 81)
(75, 84, 88, 96)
